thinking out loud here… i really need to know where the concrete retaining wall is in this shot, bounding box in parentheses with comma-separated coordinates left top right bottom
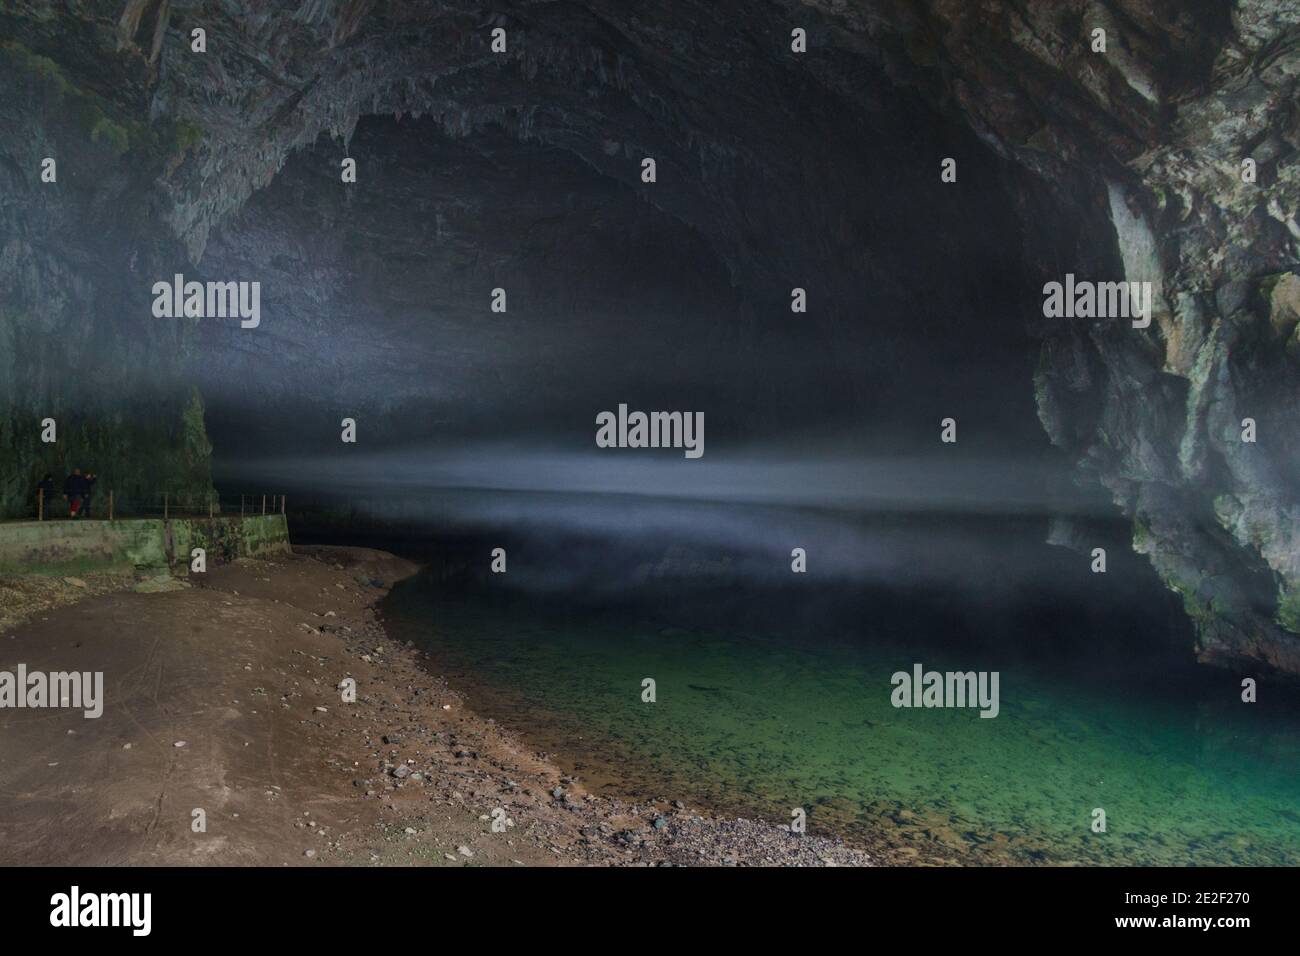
(0, 515, 290, 575)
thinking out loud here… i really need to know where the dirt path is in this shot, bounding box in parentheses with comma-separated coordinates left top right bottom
(0, 547, 872, 866)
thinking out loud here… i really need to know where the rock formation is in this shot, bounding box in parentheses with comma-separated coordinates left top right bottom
(1, 0, 1295, 673)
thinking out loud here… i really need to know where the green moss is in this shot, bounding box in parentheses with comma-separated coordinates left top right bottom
(1178, 589, 1209, 622)
(152, 387, 217, 514)
(180, 388, 214, 465)
(1277, 589, 1300, 635)
(1132, 515, 1152, 551)
(1, 39, 195, 163)
(172, 119, 205, 153)
(1, 41, 73, 95)
(1163, 571, 1215, 624)
(89, 115, 131, 155)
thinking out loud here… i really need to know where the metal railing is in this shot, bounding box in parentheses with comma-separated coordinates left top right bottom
(30, 490, 287, 522)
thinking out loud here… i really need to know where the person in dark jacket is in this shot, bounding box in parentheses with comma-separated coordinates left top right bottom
(62, 468, 88, 519)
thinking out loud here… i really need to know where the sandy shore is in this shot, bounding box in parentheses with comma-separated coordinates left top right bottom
(0, 546, 872, 866)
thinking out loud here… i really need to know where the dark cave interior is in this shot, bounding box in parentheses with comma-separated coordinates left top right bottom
(2, 0, 1298, 676)
(193, 87, 1056, 466)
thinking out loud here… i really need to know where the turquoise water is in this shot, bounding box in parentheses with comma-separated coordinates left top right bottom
(384, 577, 1300, 866)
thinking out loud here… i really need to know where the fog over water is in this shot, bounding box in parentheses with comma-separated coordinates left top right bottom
(218, 440, 1168, 617)
(226, 442, 1101, 514)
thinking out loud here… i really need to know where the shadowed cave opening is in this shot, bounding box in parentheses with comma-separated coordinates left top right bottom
(186, 85, 1194, 679)
(198, 104, 1069, 474)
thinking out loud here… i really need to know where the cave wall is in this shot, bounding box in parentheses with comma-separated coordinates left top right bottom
(0, 31, 214, 519)
(826, 0, 1300, 672)
(1, 0, 1297, 674)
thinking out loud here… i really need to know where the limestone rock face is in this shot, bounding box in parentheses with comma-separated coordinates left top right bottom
(0, 28, 215, 516)
(1, 0, 1297, 673)
(831, 0, 1300, 673)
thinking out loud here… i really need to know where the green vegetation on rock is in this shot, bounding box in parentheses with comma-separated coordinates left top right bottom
(88, 115, 131, 156)
(1132, 514, 1152, 551)
(1, 39, 201, 164)
(172, 119, 205, 153)
(1277, 588, 1300, 635)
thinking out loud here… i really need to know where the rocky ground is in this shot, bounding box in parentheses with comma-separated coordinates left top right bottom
(0, 547, 872, 867)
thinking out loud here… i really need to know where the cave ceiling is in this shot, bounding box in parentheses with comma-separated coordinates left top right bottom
(2, 0, 1299, 673)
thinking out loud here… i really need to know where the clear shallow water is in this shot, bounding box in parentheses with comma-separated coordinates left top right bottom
(380, 503, 1300, 866)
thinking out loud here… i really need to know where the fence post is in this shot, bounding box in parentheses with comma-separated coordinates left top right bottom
(209, 493, 214, 520)
(38, 488, 43, 522)
(240, 494, 245, 518)
(108, 490, 114, 521)
(281, 494, 286, 515)
(164, 493, 169, 521)
(262, 494, 266, 516)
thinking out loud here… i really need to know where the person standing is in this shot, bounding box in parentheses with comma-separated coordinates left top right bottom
(62, 468, 88, 519)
